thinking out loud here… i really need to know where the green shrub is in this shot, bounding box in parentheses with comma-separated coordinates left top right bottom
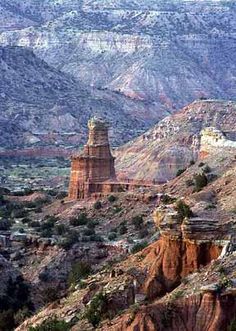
(0, 276, 32, 330)
(119, 224, 128, 235)
(68, 261, 91, 286)
(138, 228, 149, 239)
(217, 266, 226, 274)
(94, 201, 102, 210)
(228, 319, 236, 331)
(70, 213, 88, 226)
(85, 292, 108, 327)
(132, 215, 143, 230)
(47, 190, 58, 197)
(43, 288, 60, 304)
(205, 203, 216, 210)
(56, 192, 67, 200)
(113, 206, 123, 214)
(198, 162, 205, 168)
(0, 309, 15, 331)
(231, 208, 236, 214)
(28, 317, 70, 331)
(44, 215, 58, 223)
(87, 221, 97, 229)
(83, 228, 95, 236)
(0, 207, 11, 218)
(34, 207, 42, 214)
(194, 173, 208, 192)
(161, 194, 176, 204)
(55, 224, 68, 236)
(29, 221, 41, 228)
(26, 201, 38, 209)
(0, 219, 12, 230)
(12, 209, 28, 219)
(108, 195, 117, 203)
(0, 195, 6, 205)
(176, 169, 186, 177)
(59, 231, 78, 250)
(38, 271, 51, 282)
(108, 232, 117, 241)
(203, 165, 211, 173)
(89, 234, 103, 242)
(21, 218, 31, 224)
(219, 276, 233, 290)
(175, 200, 193, 219)
(40, 228, 53, 238)
(171, 289, 184, 300)
(14, 307, 31, 325)
(185, 179, 194, 187)
(131, 242, 148, 254)
(40, 219, 55, 231)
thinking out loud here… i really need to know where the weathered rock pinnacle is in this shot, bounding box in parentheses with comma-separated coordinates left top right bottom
(68, 117, 116, 200)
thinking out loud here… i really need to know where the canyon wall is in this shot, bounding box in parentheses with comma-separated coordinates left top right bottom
(116, 100, 236, 182)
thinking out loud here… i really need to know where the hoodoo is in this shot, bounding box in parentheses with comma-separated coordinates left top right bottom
(68, 117, 116, 200)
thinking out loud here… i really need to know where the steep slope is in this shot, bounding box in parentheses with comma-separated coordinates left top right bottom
(0, 46, 163, 151)
(15, 148, 236, 331)
(116, 100, 236, 182)
(0, 0, 235, 113)
(101, 254, 236, 331)
(0, 4, 36, 32)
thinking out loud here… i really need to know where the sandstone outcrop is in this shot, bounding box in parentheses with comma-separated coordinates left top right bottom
(68, 118, 159, 200)
(200, 127, 236, 158)
(102, 254, 236, 331)
(140, 205, 223, 300)
(68, 117, 116, 200)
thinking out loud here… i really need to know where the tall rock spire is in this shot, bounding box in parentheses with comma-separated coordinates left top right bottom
(68, 117, 116, 200)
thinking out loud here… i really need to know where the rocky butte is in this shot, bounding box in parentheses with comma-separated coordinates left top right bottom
(68, 117, 116, 200)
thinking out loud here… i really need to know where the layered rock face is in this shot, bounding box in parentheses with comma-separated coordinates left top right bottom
(116, 100, 236, 182)
(0, 0, 235, 109)
(200, 127, 236, 158)
(141, 206, 223, 300)
(100, 197, 235, 331)
(110, 283, 236, 331)
(0, 46, 156, 151)
(68, 117, 116, 200)
(0, 1, 235, 151)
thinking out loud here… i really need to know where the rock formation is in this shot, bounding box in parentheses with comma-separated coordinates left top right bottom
(200, 127, 236, 158)
(68, 117, 116, 200)
(1, 0, 235, 109)
(0, 1, 236, 151)
(106, 253, 236, 331)
(116, 100, 236, 182)
(0, 46, 156, 152)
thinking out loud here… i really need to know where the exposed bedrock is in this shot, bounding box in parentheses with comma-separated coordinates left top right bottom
(143, 237, 221, 301)
(109, 291, 236, 331)
(140, 206, 223, 300)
